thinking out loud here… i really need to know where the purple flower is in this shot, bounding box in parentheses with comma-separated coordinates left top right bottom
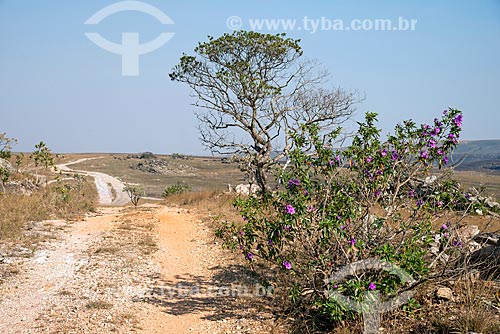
(335, 155, 341, 163)
(436, 201, 443, 207)
(366, 157, 373, 163)
(416, 199, 424, 207)
(307, 205, 315, 212)
(282, 225, 291, 231)
(454, 114, 463, 127)
(437, 149, 444, 155)
(288, 178, 300, 188)
(409, 189, 415, 197)
(453, 240, 462, 247)
(337, 215, 342, 220)
(374, 190, 381, 197)
(332, 284, 338, 289)
(239, 230, 245, 235)
(380, 149, 387, 157)
(391, 151, 399, 161)
(349, 238, 356, 247)
(443, 109, 448, 115)
(247, 253, 254, 260)
(282, 260, 292, 270)
(340, 225, 346, 230)
(428, 139, 437, 149)
(423, 124, 430, 129)
(443, 156, 449, 164)
(449, 133, 456, 139)
(304, 189, 309, 196)
(242, 216, 248, 221)
(441, 223, 448, 230)
(285, 204, 296, 215)
(268, 239, 274, 247)
(368, 282, 376, 291)
(421, 151, 428, 159)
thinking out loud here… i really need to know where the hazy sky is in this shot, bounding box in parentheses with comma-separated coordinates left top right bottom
(1, 0, 499, 154)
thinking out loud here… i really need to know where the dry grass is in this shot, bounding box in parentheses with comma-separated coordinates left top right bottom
(0, 177, 97, 240)
(425, 277, 500, 334)
(454, 170, 500, 200)
(69, 154, 246, 197)
(162, 190, 242, 224)
(85, 300, 113, 310)
(94, 246, 120, 254)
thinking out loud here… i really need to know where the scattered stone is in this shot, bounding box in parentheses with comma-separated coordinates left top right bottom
(235, 184, 259, 195)
(456, 225, 480, 241)
(436, 287, 453, 301)
(474, 231, 500, 246)
(485, 197, 500, 209)
(424, 175, 438, 186)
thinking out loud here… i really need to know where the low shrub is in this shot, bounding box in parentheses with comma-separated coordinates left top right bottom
(162, 182, 191, 197)
(216, 108, 469, 331)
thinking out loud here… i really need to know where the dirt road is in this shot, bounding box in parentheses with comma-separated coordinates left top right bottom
(0, 205, 278, 333)
(57, 158, 130, 206)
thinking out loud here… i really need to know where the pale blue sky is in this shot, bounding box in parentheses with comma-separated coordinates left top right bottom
(1, 0, 499, 154)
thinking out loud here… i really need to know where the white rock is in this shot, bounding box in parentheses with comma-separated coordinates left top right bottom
(424, 175, 437, 186)
(235, 184, 259, 195)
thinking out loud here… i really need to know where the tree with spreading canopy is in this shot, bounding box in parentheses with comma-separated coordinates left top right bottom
(170, 30, 360, 192)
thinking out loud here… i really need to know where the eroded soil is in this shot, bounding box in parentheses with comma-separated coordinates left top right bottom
(0, 205, 280, 334)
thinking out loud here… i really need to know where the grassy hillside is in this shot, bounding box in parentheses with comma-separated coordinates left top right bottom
(68, 154, 246, 197)
(452, 139, 500, 172)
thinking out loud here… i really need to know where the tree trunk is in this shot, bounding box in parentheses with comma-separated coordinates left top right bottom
(255, 163, 267, 194)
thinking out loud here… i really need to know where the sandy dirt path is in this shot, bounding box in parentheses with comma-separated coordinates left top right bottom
(0, 205, 278, 333)
(0, 208, 119, 333)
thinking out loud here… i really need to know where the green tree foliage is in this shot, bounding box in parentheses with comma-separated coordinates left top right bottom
(170, 31, 359, 192)
(123, 184, 145, 206)
(30, 141, 55, 185)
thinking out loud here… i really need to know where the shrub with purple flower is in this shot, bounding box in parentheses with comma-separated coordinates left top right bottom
(216, 108, 466, 330)
(285, 204, 296, 214)
(282, 260, 292, 270)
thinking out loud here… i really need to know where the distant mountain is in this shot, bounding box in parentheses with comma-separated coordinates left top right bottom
(452, 140, 500, 172)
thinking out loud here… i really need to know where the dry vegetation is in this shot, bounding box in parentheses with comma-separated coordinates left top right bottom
(1, 149, 499, 333)
(69, 154, 246, 197)
(0, 177, 96, 240)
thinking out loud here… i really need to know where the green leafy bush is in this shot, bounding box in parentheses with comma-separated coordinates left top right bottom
(216, 108, 465, 330)
(123, 184, 145, 206)
(162, 182, 191, 197)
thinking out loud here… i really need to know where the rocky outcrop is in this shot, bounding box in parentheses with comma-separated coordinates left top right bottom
(235, 184, 260, 195)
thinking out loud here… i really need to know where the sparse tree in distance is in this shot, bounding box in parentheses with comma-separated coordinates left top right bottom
(15, 152, 24, 173)
(30, 141, 55, 185)
(0, 132, 16, 192)
(170, 31, 360, 192)
(123, 184, 145, 206)
(0, 132, 16, 160)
